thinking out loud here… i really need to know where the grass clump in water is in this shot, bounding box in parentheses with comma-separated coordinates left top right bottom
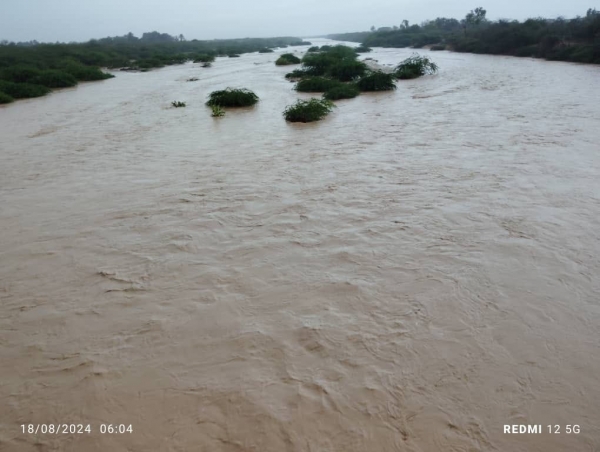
(355, 71, 397, 91)
(258, 48, 274, 53)
(295, 77, 342, 92)
(283, 98, 335, 122)
(0, 92, 14, 104)
(206, 88, 259, 107)
(395, 54, 439, 79)
(323, 84, 360, 100)
(171, 101, 186, 107)
(275, 53, 301, 65)
(285, 69, 309, 79)
(211, 105, 225, 117)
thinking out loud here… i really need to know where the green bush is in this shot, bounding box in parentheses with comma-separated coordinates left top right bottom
(0, 92, 14, 104)
(0, 80, 51, 98)
(295, 77, 342, 92)
(62, 63, 114, 81)
(258, 48, 274, 53)
(0, 65, 42, 83)
(30, 70, 78, 88)
(328, 60, 367, 81)
(206, 88, 259, 107)
(394, 54, 439, 79)
(323, 84, 360, 100)
(276, 53, 301, 65)
(193, 54, 216, 63)
(285, 69, 309, 79)
(307, 46, 320, 52)
(355, 71, 397, 91)
(202, 62, 212, 68)
(355, 46, 372, 53)
(283, 98, 335, 122)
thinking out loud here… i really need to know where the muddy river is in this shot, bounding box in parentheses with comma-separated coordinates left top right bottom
(1, 39, 599, 451)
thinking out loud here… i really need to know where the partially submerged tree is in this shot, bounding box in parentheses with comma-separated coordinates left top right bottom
(283, 98, 335, 122)
(295, 77, 342, 92)
(394, 54, 439, 79)
(355, 71, 397, 91)
(171, 101, 186, 107)
(323, 84, 360, 100)
(206, 88, 259, 107)
(276, 53, 302, 65)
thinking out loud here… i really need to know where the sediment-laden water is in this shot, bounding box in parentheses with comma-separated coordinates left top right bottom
(1, 39, 599, 451)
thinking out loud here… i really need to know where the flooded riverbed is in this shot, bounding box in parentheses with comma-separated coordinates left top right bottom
(1, 40, 599, 451)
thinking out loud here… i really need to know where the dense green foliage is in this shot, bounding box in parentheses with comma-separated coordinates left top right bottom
(0, 33, 305, 103)
(295, 77, 342, 92)
(193, 54, 215, 63)
(307, 46, 320, 52)
(395, 54, 439, 79)
(322, 84, 360, 100)
(0, 80, 51, 98)
(354, 46, 372, 53)
(283, 98, 335, 122)
(328, 8, 600, 64)
(0, 92, 13, 103)
(355, 71, 397, 91)
(285, 69, 309, 79)
(276, 53, 302, 65)
(206, 88, 259, 107)
(30, 70, 78, 88)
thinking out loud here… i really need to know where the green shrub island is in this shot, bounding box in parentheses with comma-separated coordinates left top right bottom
(322, 84, 360, 100)
(206, 88, 259, 107)
(355, 71, 397, 91)
(395, 54, 439, 79)
(283, 98, 335, 122)
(275, 53, 302, 65)
(295, 77, 342, 92)
(171, 101, 186, 107)
(354, 46, 372, 53)
(258, 48, 274, 53)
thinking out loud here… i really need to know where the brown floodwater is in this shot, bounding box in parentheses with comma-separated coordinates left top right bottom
(1, 39, 599, 451)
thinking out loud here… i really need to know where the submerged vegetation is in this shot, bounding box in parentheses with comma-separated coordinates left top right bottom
(355, 71, 397, 91)
(171, 101, 186, 107)
(275, 53, 302, 65)
(295, 77, 342, 92)
(0, 33, 305, 103)
(283, 98, 335, 122)
(206, 88, 259, 107)
(211, 105, 226, 117)
(322, 84, 360, 100)
(328, 7, 600, 64)
(395, 54, 439, 79)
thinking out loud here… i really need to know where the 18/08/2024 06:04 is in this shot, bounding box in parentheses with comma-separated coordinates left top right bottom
(21, 424, 133, 434)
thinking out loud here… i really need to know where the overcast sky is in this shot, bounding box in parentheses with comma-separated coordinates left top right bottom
(1, 0, 596, 42)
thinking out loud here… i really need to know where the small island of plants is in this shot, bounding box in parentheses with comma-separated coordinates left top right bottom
(283, 98, 335, 123)
(275, 53, 302, 65)
(206, 88, 259, 107)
